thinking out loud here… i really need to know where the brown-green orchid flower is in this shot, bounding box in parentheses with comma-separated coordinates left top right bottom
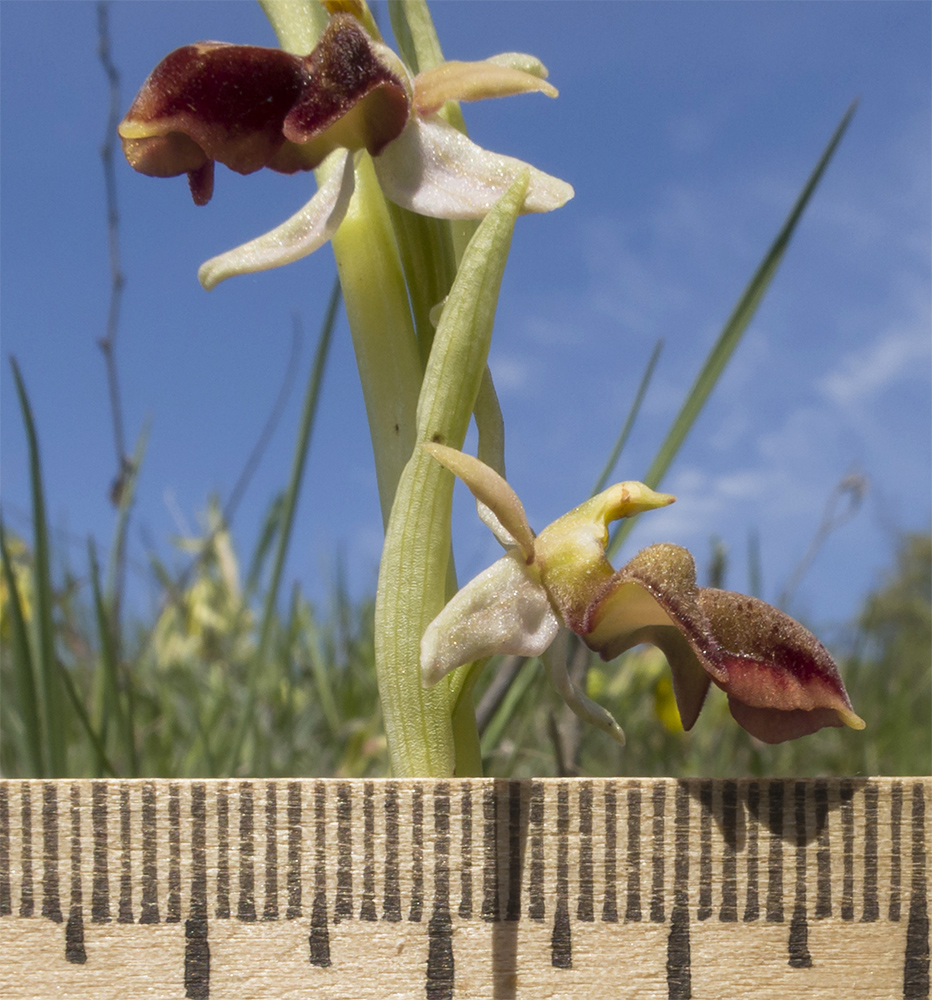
(420, 443, 866, 746)
(118, 12, 573, 289)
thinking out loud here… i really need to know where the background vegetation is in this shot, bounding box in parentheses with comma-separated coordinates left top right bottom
(2, 360, 928, 779)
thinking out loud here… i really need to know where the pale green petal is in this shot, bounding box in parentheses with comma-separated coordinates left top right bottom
(484, 53, 551, 79)
(541, 628, 626, 745)
(533, 482, 675, 632)
(420, 551, 559, 687)
(374, 116, 573, 219)
(422, 442, 535, 557)
(198, 148, 355, 290)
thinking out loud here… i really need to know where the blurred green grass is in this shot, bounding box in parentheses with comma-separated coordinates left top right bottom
(1, 495, 387, 779)
(2, 469, 928, 778)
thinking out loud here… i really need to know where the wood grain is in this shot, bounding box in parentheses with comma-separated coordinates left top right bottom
(0, 778, 928, 999)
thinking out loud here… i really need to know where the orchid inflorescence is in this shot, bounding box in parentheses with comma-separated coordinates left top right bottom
(119, 1, 862, 776)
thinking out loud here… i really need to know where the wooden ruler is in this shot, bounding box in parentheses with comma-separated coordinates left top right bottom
(0, 778, 928, 999)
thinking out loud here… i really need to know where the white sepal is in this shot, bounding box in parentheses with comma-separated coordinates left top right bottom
(420, 550, 559, 687)
(374, 116, 573, 220)
(198, 148, 355, 290)
(477, 500, 519, 549)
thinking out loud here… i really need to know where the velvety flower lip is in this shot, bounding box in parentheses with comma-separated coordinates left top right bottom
(118, 16, 410, 206)
(585, 543, 866, 743)
(281, 14, 410, 159)
(119, 12, 574, 287)
(420, 444, 866, 746)
(118, 42, 310, 205)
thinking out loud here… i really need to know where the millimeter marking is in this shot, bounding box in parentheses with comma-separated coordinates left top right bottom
(0, 778, 928, 999)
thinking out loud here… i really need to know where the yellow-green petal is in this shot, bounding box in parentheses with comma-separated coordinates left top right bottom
(414, 58, 557, 115)
(422, 442, 535, 557)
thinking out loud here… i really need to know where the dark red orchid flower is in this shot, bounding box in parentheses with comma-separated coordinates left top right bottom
(119, 13, 573, 288)
(420, 444, 865, 746)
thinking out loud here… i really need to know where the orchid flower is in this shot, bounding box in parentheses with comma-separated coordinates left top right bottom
(118, 12, 573, 289)
(420, 443, 866, 747)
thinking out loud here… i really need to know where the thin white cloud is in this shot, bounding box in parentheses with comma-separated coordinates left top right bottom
(489, 354, 533, 394)
(715, 469, 777, 501)
(819, 325, 930, 407)
(757, 405, 844, 488)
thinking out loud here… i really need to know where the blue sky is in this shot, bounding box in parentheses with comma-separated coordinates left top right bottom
(2, 1, 930, 642)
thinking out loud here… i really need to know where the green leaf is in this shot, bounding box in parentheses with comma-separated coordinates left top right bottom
(385, 202, 458, 365)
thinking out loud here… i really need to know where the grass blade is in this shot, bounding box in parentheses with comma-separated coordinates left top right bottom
(0, 518, 45, 776)
(592, 338, 664, 496)
(225, 280, 341, 773)
(608, 101, 858, 559)
(10, 357, 65, 775)
(56, 654, 117, 778)
(244, 493, 284, 600)
(304, 609, 341, 741)
(88, 539, 134, 775)
(480, 657, 540, 759)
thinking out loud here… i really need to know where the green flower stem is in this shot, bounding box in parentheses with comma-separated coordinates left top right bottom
(385, 203, 457, 365)
(385, 0, 504, 482)
(328, 154, 424, 526)
(375, 174, 528, 777)
(258, 0, 329, 55)
(388, 0, 446, 77)
(262, 0, 520, 775)
(262, 5, 423, 527)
